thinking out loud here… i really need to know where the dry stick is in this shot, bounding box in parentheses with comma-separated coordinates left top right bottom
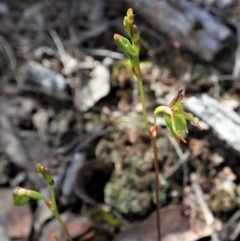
(191, 173, 220, 241)
(165, 135, 190, 182)
(68, 25, 84, 144)
(50, 28, 83, 148)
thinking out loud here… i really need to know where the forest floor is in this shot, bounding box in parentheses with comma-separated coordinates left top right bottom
(1, 0, 240, 241)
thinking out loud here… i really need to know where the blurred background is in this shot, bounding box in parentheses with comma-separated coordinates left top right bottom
(1, 0, 240, 240)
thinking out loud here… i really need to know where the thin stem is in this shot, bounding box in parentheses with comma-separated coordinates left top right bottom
(151, 138, 161, 241)
(48, 184, 72, 241)
(133, 61, 161, 241)
(134, 64, 151, 131)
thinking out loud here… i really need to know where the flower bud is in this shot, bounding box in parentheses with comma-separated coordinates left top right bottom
(131, 25, 140, 42)
(114, 34, 136, 59)
(37, 163, 54, 185)
(123, 9, 134, 35)
(42, 167, 54, 185)
(37, 163, 44, 175)
(123, 16, 131, 35)
(131, 25, 140, 52)
(13, 187, 45, 206)
(126, 8, 134, 23)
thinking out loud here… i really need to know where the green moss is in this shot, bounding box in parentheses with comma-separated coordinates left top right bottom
(88, 208, 120, 229)
(211, 189, 236, 213)
(104, 170, 169, 215)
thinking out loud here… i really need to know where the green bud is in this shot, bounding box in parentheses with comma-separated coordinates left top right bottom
(37, 163, 44, 175)
(131, 25, 140, 53)
(126, 8, 134, 24)
(42, 167, 54, 185)
(114, 34, 136, 59)
(131, 25, 140, 42)
(13, 189, 30, 206)
(13, 187, 45, 206)
(123, 16, 131, 36)
(37, 163, 54, 185)
(123, 9, 134, 35)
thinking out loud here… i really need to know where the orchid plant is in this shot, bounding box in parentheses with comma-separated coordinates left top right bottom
(114, 8, 202, 241)
(13, 164, 72, 241)
(11, 8, 202, 241)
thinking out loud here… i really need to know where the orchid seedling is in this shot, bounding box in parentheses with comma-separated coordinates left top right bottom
(13, 164, 72, 241)
(154, 89, 202, 143)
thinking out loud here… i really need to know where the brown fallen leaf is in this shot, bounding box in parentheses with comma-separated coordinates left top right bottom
(0, 115, 28, 168)
(40, 214, 92, 241)
(114, 205, 211, 241)
(74, 63, 110, 111)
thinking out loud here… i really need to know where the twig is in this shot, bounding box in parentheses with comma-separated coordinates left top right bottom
(82, 48, 125, 59)
(164, 135, 190, 183)
(50, 28, 83, 147)
(191, 173, 220, 241)
(18, 84, 72, 101)
(0, 35, 16, 71)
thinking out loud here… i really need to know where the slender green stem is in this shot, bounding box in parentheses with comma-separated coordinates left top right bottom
(115, 8, 161, 240)
(48, 184, 72, 241)
(134, 64, 151, 131)
(132, 59, 161, 241)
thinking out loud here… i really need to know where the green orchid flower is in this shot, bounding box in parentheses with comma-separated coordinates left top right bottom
(153, 89, 202, 143)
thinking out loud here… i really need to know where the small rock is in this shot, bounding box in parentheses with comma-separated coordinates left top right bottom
(0, 3, 8, 17)
(74, 63, 110, 111)
(221, 99, 239, 110)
